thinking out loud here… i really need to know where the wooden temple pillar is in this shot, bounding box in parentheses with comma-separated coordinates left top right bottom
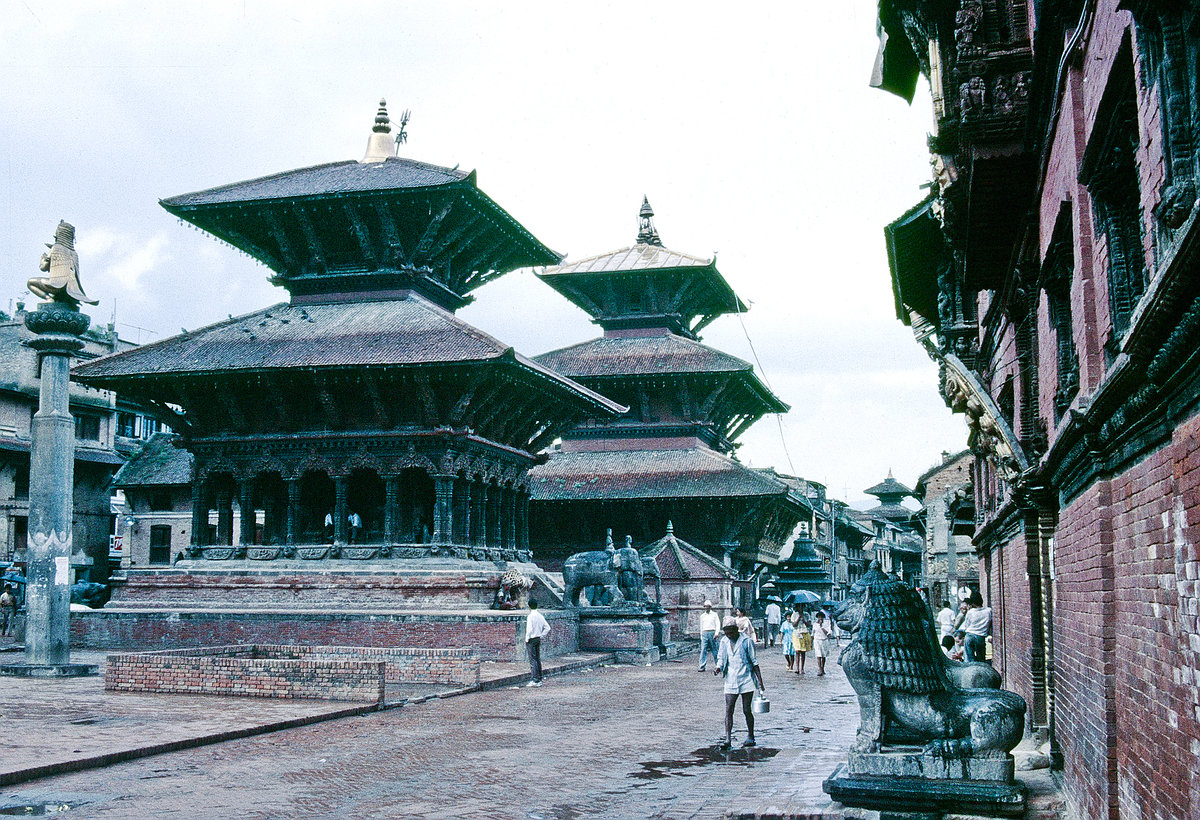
(485, 485, 501, 548)
(453, 477, 470, 545)
(501, 486, 515, 550)
(333, 476, 348, 544)
(517, 491, 530, 551)
(215, 486, 234, 546)
(238, 479, 255, 546)
(384, 476, 399, 543)
(285, 478, 300, 546)
(433, 475, 454, 544)
(190, 478, 207, 547)
(469, 482, 484, 546)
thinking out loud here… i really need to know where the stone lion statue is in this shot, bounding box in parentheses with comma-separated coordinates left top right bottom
(834, 566, 1025, 759)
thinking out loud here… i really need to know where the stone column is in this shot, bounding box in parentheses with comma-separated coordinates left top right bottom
(216, 487, 234, 546)
(285, 478, 300, 546)
(333, 476, 348, 544)
(384, 476, 399, 544)
(21, 301, 89, 669)
(190, 478, 207, 549)
(238, 479, 255, 546)
(433, 475, 453, 544)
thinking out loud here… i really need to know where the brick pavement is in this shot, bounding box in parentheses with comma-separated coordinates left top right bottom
(0, 644, 862, 819)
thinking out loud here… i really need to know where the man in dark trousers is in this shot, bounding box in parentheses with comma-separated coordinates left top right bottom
(715, 622, 766, 748)
(524, 599, 551, 687)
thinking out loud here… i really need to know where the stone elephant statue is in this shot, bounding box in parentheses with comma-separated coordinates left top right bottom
(562, 548, 623, 608)
(70, 581, 109, 608)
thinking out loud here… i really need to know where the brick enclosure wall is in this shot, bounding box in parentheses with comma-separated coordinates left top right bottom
(253, 644, 479, 686)
(74, 608, 579, 662)
(105, 645, 386, 703)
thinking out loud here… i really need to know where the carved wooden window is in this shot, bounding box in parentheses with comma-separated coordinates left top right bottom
(1081, 37, 1146, 341)
(1043, 206, 1079, 420)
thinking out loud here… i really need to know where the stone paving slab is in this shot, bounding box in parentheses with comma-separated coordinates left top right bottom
(0, 648, 615, 789)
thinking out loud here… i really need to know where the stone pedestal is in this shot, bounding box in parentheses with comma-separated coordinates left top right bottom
(0, 302, 97, 679)
(824, 748, 1026, 819)
(577, 608, 673, 663)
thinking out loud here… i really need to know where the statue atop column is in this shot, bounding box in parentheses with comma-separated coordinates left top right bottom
(27, 221, 98, 307)
(1, 221, 97, 677)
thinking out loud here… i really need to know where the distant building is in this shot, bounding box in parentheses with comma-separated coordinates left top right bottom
(913, 450, 976, 606)
(0, 306, 160, 580)
(859, 472, 922, 584)
(110, 433, 193, 568)
(639, 521, 738, 636)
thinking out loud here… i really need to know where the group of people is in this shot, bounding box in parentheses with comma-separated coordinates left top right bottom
(322, 510, 365, 543)
(695, 599, 839, 749)
(935, 590, 993, 663)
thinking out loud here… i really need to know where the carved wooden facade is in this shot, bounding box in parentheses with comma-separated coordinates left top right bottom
(880, 2, 1200, 817)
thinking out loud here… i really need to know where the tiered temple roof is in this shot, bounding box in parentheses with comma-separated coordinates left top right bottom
(75, 101, 623, 564)
(528, 200, 802, 570)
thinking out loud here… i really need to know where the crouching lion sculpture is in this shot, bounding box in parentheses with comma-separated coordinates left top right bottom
(834, 566, 1025, 759)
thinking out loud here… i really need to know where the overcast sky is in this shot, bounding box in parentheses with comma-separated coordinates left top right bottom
(1, 1, 967, 506)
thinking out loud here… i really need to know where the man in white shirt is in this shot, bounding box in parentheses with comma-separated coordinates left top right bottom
(960, 592, 992, 663)
(936, 601, 957, 640)
(764, 601, 782, 647)
(347, 511, 363, 544)
(524, 599, 551, 687)
(715, 622, 766, 749)
(698, 600, 722, 671)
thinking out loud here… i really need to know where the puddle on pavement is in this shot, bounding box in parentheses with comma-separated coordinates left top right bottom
(0, 803, 78, 815)
(629, 744, 779, 780)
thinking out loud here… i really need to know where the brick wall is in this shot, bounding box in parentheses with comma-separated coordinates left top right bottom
(74, 608, 579, 662)
(253, 644, 479, 686)
(985, 528, 1035, 716)
(105, 645, 386, 703)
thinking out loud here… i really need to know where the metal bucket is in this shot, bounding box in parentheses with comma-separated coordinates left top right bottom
(751, 693, 770, 714)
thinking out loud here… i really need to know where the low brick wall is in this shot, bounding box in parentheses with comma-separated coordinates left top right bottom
(105, 645, 386, 703)
(253, 645, 479, 686)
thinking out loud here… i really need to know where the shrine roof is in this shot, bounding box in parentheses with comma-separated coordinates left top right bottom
(528, 447, 800, 502)
(544, 243, 713, 276)
(71, 294, 622, 413)
(641, 524, 737, 580)
(535, 334, 749, 377)
(864, 473, 913, 498)
(160, 157, 471, 208)
(112, 433, 193, 488)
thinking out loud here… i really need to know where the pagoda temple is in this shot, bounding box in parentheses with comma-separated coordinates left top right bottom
(71, 103, 623, 637)
(527, 200, 805, 574)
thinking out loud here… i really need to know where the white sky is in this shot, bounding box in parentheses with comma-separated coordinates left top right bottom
(1, 0, 967, 506)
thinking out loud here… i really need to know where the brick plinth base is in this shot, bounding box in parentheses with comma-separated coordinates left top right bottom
(73, 608, 579, 662)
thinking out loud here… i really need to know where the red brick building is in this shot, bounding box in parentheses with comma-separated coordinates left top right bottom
(878, 1, 1200, 818)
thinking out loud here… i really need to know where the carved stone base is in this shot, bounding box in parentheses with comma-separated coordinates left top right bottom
(0, 662, 99, 678)
(577, 609, 671, 663)
(848, 747, 1014, 782)
(824, 762, 1026, 818)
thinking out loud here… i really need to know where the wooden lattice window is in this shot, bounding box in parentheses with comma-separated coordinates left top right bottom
(1044, 205, 1079, 419)
(1081, 37, 1147, 341)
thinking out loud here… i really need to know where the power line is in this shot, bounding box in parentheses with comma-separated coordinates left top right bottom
(729, 290, 796, 476)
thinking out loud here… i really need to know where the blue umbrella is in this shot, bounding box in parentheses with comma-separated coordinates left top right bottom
(784, 589, 821, 605)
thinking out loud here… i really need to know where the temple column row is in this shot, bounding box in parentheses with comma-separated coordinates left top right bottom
(190, 471, 530, 553)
